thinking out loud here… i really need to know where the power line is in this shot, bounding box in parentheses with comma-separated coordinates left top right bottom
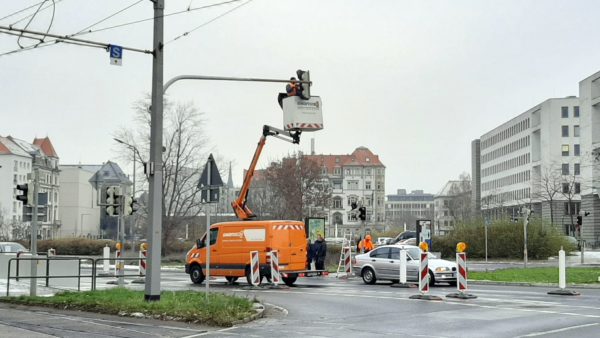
(0, 1, 46, 22)
(165, 0, 253, 45)
(10, 0, 64, 27)
(18, 0, 56, 49)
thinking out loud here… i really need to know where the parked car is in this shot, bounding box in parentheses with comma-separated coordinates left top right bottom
(353, 244, 457, 286)
(376, 237, 392, 246)
(389, 231, 416, 245)
(398, 238, 416, 246)
(0, 242, 28, 253)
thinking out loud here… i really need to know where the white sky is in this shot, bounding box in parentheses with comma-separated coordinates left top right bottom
(2, 0, 600, 195)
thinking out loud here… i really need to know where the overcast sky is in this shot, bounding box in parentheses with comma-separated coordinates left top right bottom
(2, 0, 600, 195)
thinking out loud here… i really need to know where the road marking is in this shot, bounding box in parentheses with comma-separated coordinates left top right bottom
(516, 323, 599, 337)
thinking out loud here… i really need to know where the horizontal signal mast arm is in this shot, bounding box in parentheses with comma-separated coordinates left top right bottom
(231, 125, 301, 220)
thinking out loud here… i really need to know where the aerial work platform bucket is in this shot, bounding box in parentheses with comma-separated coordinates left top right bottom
(282, 96, 323, 132)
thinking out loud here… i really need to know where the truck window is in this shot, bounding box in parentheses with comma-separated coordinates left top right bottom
(209, 228, 218, 246)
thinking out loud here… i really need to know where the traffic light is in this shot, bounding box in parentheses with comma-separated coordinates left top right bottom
(16, 184, 31, 206)
(123, 195, 134, 216)
(351, 202, 358, 210)
(577, 215, 582, 227)
(296, 69, 310, 100)
(358, 206, 367, 221)
(105, 186, 121, 216)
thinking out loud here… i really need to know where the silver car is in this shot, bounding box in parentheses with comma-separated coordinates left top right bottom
(353, 244, 457, 286)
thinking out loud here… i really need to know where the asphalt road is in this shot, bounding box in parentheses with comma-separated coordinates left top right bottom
(2, 269, 600, 337)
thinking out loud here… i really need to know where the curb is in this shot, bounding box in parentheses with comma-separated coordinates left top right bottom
(469, 280, 600, 289)
(232, 302, 264, 325)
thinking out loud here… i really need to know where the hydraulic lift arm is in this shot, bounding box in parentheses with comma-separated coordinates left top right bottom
(232, 125, 301, 220)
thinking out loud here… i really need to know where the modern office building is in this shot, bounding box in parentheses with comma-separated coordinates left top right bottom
(385, 189, 434, 230)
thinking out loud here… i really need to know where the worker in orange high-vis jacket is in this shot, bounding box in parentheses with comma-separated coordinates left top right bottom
(359, 234, 374, 253)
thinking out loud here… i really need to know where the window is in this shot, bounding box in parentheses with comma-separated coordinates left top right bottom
(562, 164, 569, 175)
(575, 163, 580, 175)
(365, 181, 371, 190)
(334, 167, 341, 175)
(333, 197, 342, 209)
(575, 183, 581, 194)
(365, 168, 372, 175)
(562, 145, 569, 156)
(562, 126, 569, 137)
(333, 180, 342, 190)
(209, 228, 218, 246)
(562, 183, 570, 194)
(574, 125, 580, 137)
(574, 144, 580, 156)
(321, 167, 327, 175)
(370, 247, 390, 258)
(561, 106, 569, 118)
(347, 181, 359, 190)
(390, 247, 401, 260)
(574, 106, 580, 117)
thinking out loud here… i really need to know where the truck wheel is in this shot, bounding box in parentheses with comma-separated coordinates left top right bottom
(225, 277, 238, 284)
(190, 265, 205, 284)
(245, 267, 262, 286)
(282, 274, 298, 286)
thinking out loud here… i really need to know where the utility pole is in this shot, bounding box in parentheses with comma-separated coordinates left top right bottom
(29, 165, 39, 296)
(523, 207, 531, 268)
(145, 0, 165, 302)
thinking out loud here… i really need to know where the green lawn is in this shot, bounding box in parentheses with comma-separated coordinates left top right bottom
(469, 267, 600, 284)
(0, 288, 254, 327)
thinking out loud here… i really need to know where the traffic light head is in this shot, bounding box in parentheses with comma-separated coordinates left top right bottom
(16, 184, 30, 206)
(577, 215, 583, 226)
(351, 202, 357, 210)
(105, 186, 121, 216)
(123, 195, 134, 216)
(296, 69, 310, 100)
(358, 206, 367, 221)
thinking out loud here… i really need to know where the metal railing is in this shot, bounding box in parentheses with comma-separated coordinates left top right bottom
(4, 256, 146, 296)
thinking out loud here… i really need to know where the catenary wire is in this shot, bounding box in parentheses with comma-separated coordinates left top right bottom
(0, 1, 46, 22)
(17, 0, 55, 49)
(69, 0, 144, 37)
(165, 0, 253, 45)
(10, 0, 63, 27)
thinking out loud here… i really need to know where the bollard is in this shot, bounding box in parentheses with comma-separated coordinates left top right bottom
(447, 248, 477, 299)
(249, 251, 260, 286)
(269, 250, 281, 287)
(548, 247, 580, 296)
(343, 246, 352, 277)
(410, 242, 442, 300)
(98, 245, 111, 277)
(391, 249, 411, 288)
(47, 248, 56, 256)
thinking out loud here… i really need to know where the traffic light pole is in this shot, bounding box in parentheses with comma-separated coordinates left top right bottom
(118, 203, 125, 286)
(29, 166, 39, 296)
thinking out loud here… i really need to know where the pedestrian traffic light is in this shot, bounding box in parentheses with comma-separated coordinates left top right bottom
(16, 183, 31, 206)
(296, 69, 310, 100)
(105, 186, 121, 216)
(358, 206, 367, 221)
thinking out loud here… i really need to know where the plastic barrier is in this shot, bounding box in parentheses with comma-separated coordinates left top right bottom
(270, 250, 280, 286)
(391, 249, 411, 288)
(446, 244, 477, 299)
(249, 251, 260, 286)
(548, 248, 580, 296)
(343, 246, 352, 277)
(419, 252, 429, 294)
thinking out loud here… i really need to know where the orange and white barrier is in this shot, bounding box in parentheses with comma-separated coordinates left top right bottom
(249, 251, 260, 286)
(343, 246, 352, 276)
(419, 252, 429, 294)
(270, 250, 280, 285)
(139, 243, 148, 277)
(456, 252, 468, 292)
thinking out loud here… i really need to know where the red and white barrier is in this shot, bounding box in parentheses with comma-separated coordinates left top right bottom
(139, 248, 147, 276)
(114, 249, 122, 275)
(250, 251, 260, 286)
(456, 252, 467, 292)
(343, 246, 352, 276)
(270, 250, 280, 285)
(419, 252, 429, 294)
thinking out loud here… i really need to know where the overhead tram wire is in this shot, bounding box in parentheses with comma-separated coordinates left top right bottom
(165, 0, 253, 45)
(9, 0, 64, 27)
(0, 1, 46, 22)
(69, 0, 144, 38)
(18, 0, 56, 49)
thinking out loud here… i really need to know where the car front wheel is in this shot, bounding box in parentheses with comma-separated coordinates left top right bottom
(362, 267, 377, 285)
(428, 270, 435, 287)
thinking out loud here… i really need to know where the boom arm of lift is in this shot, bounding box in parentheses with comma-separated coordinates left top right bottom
(231, 125, 301, 220)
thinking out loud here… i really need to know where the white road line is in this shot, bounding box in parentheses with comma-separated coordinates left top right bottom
(516, 323, 599, 337)
(181, 326, 239, 337)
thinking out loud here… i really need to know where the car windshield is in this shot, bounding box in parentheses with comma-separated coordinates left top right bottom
(0, 243, 27, 253)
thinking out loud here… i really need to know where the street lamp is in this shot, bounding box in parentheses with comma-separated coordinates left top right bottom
(113, 138, 142, 248)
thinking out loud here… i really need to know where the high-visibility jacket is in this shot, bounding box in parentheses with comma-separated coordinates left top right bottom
(286, 82, 298, 96)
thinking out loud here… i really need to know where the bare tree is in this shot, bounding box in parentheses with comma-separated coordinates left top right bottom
(114, 98, 209, 255)
(260, 153, 331, 221)
(447, 173, 472, 223)
(532, 165, 562, 225)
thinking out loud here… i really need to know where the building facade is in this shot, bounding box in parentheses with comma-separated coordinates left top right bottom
(434, 180, 471, 235)
(0, 136, 60, 240)
(473, 97, 583, 236)
(307, 146, 386, 237)
(58, 165, 102, 238)
(385, 189, 434, 230)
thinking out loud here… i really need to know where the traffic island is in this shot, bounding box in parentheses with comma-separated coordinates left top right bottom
(391, 283, 415, 288)
(547, 289, 580, 296)
(446, 292, 477, 299)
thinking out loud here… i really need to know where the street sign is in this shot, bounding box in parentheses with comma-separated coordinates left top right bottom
(109, 45, 123, 66)
(198, 154, 223, 203)
(416, 219, 432, 248)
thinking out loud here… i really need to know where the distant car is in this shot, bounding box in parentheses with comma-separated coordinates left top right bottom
(0, 242, 28, 253)
(398, 238, 416, 246)
(389, 231, 416, 245)
(376, 237, 392, 246)
(353, 244, 457, 286)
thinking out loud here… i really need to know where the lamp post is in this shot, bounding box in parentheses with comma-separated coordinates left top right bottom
(80, 213, 90, 237)
(114, 138, 143, 249)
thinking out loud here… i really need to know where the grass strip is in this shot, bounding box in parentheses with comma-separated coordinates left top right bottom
(0, 288, 254, 327)
(469, 267, 600, 284)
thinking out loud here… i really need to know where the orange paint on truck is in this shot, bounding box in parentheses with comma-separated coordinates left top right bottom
(185, 220, 308, 286)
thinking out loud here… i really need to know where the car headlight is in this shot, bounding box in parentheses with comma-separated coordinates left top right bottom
(435, 267, 450, 273)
